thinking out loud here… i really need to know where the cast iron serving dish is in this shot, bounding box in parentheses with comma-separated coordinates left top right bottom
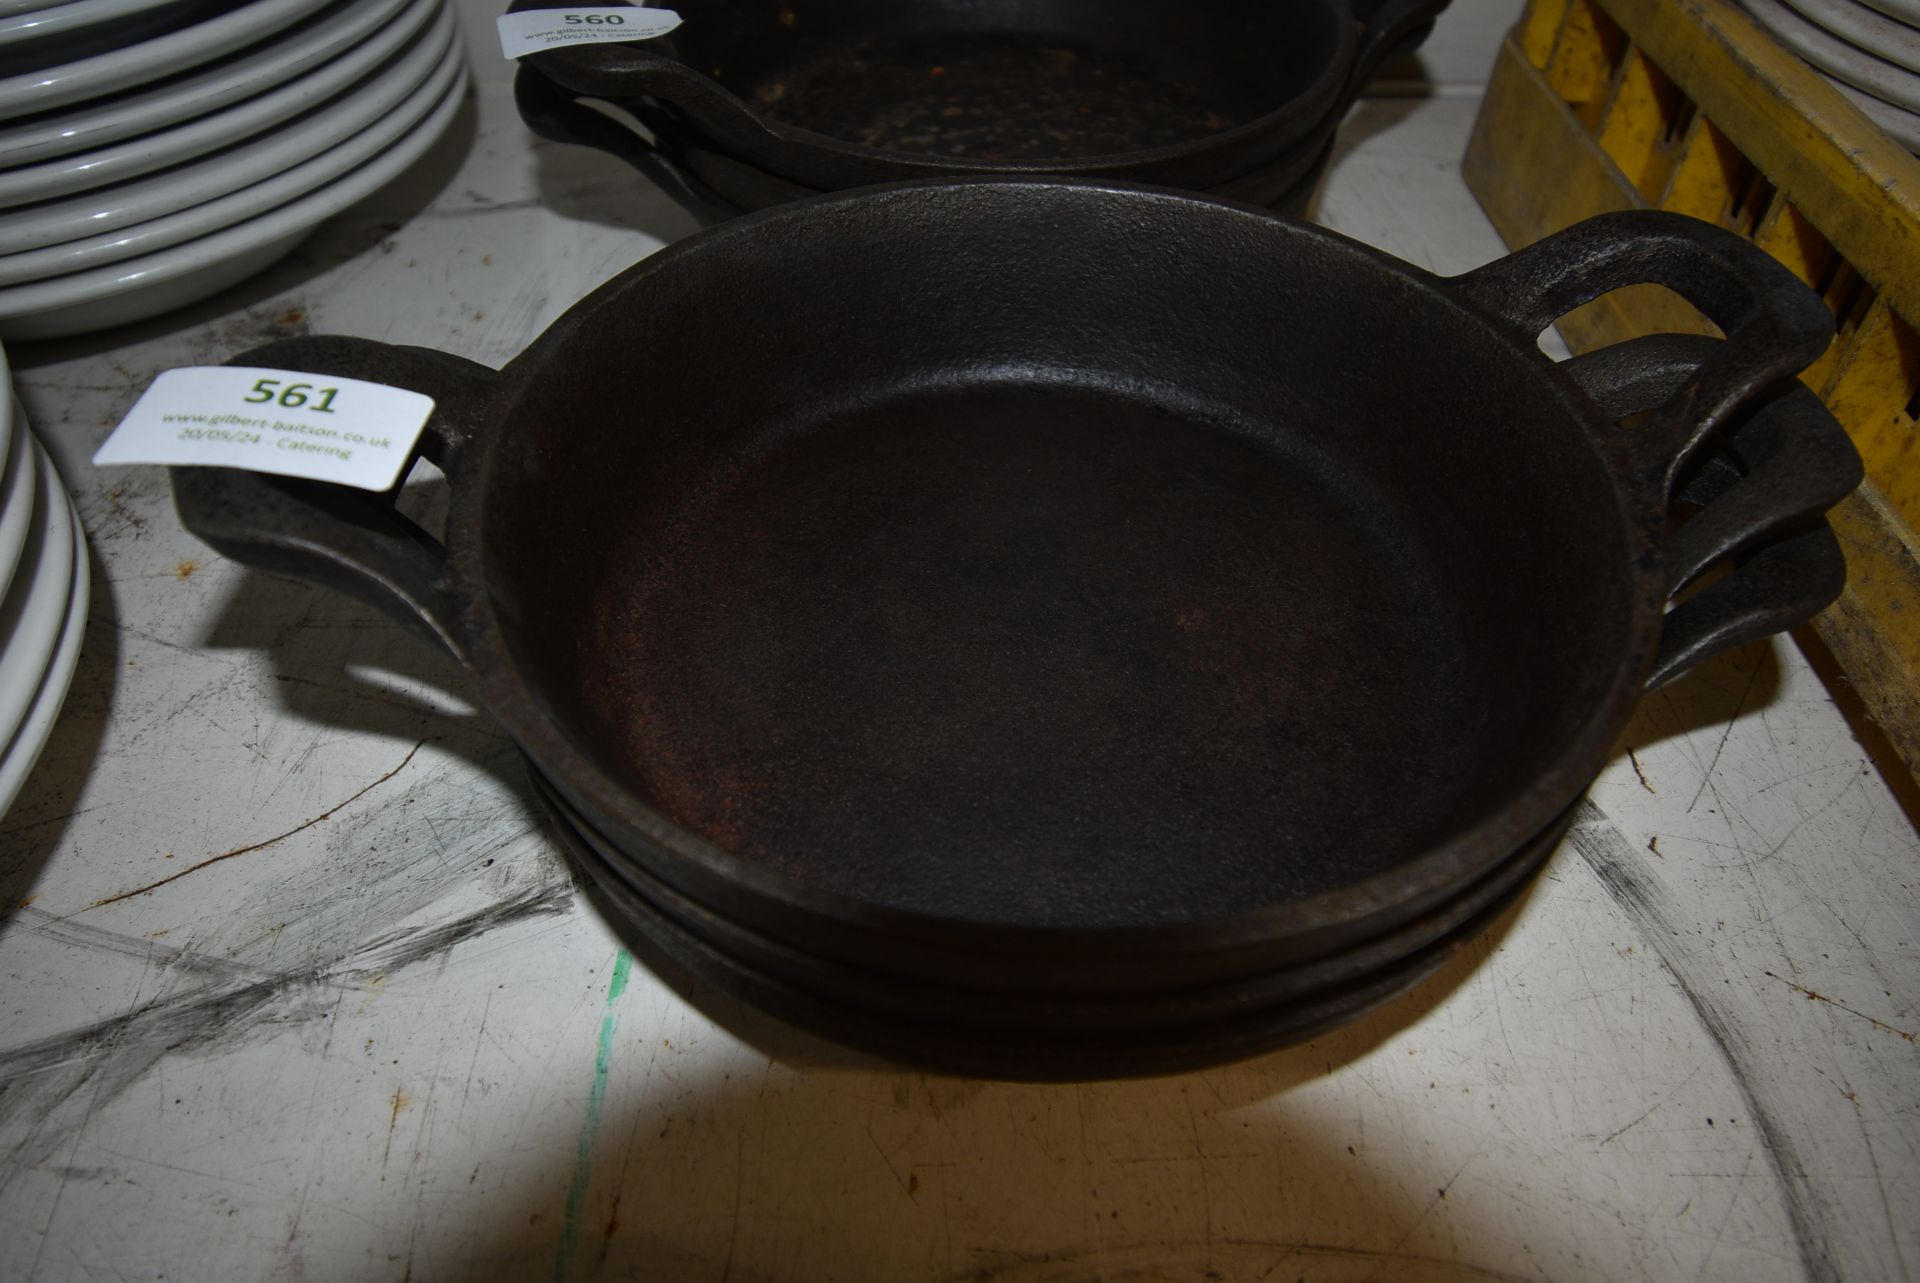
(509, 0, 1448, 220)
(173, 182, 1862, 1078)
(514, 70, 1340, 223)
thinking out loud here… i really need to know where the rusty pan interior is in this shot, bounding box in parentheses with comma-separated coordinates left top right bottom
(658, 0, 1348, 160)
(473, 184, 1638, 934)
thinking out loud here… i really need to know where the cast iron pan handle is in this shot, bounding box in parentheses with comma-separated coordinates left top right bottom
(1450, 209, 1836, 501)
(1643, 527, 1845, 687)
(169, 336, 497, 661)
(1561, 334, 1860, 588)
(513, 65, 738, 225)
(1558, 332, 1861, 687)
(512, 0, 772, 152)
(1348, 0, 1450, 96)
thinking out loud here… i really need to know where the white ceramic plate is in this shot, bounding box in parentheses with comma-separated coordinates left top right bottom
(0, 336, 11, 460)
(0, 0, 335, 122)
(1831, 72, 1920, 145)
(0, 0, 204, 51)
(0, 0, 440, 207)
(0, 9, 455, 257)
(1777, 0, 1920, 73)
(0, 490, 87, 818)
(0, 0, 409, 167)
(1857, 0, 1920, 32)
(0, 0, 76, 20)
(1745, 0, 1920, 109)
(0, 30, 460, 284)
(0, 38, 460, 286)
(0, 337, 14, 591)
(0, 435, 75, 754)
(0, 394, 33, 599)
(0, 62, 466, 339)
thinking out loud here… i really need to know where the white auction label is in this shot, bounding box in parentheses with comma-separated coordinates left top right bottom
(94, 367, 436, 492)
(496, 7, 681, 57)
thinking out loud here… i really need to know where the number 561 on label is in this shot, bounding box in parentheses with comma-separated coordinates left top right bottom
(244, 378, 340, 413)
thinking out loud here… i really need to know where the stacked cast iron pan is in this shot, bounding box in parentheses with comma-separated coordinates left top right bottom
(525, 348, 1858, 1081)
(172, 183, 1863, 1080)
(509, 0, 1451, 221)
(536, 770, 1585, 1078)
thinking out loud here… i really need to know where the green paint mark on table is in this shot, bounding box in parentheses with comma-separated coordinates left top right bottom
(554, 948, 634, 1283)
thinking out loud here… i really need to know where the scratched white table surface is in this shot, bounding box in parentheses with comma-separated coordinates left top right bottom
(2, 1, 1918, 1279)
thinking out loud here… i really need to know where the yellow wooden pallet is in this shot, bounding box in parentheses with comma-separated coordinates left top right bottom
(1464, 0, 1920, 778)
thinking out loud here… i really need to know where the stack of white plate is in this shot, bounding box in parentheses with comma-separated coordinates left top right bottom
(1744, 0, 1920, 151)
(0, 343, 87, 817)
(0, 0, 468, 340)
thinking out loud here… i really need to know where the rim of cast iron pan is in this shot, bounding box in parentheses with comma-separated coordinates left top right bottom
(555, 80, 1340, 223)
(447, 179, 1666, 967)
(509, 0, 1367, 183)
(534, 761, 1580, 1024)
(551, 784, 1552, 1081)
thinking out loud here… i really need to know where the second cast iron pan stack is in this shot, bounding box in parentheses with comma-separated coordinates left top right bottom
(510, 0, 1452, 221)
